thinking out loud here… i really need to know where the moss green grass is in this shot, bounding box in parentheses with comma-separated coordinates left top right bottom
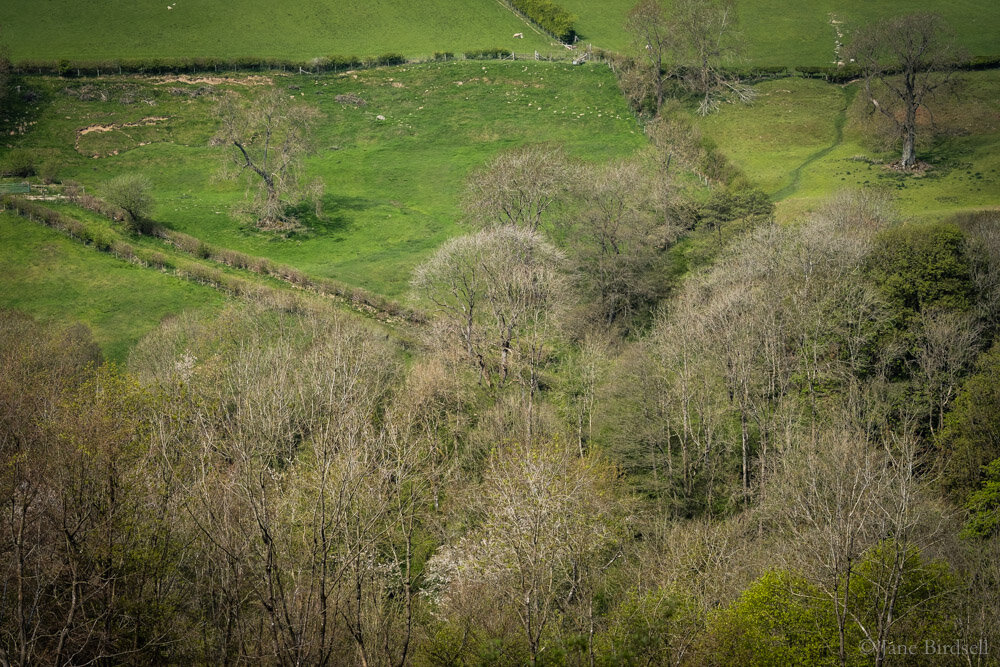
(4, 61, 646, 297)
(694, 71, 1000, 222)
(3, 0, 557, 62)
(558, 0, 999, 66)
(0, 211, 226, 360)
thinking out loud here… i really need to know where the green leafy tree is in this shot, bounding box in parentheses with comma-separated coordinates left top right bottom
(962, 458, 1000, 539)
(104, 173, 154, 231)
(937, 343, 1000, 499)
(869, 222, 973, 320)
(704, 570, 840, 666)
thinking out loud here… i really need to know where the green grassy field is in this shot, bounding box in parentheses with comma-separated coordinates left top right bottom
(4, 61, 646, 297)
(3, 0, 557, 62)
(7, 0, 995, 67)
(559, 0, 1000, 66)
(0, 211, 226, 360)
(694, 70, 1000, 221)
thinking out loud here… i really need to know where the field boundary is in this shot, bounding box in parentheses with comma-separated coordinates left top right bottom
(0, 195, 426, 326)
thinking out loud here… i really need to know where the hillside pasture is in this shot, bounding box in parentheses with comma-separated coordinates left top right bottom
(695, 70, 1000, 220)
(3, 61, 646, 297)
(559, 0, 999, 66)
(0, 211, 226, 360)
(3, 0, 560, 62)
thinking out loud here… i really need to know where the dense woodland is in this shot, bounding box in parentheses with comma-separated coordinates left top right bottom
(3, 3, 1000, 666)
(4, 176, 1000, 665)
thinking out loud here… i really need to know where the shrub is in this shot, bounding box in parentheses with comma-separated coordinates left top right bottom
(39, 160, 60, 184)
(1, 149, 36, 178)
(181, 262, 225, 286)
(371, 53, 406, 67)
(104, 173, 154, 231)
(111, 240, 136, 260)
(433, 51, 455, 62)
(141, 250, 173, 270)
(464, 48, 510, 60)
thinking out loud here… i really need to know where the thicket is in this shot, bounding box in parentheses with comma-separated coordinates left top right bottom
(3, 192, 998, 662)
(504, 0, 576, 43)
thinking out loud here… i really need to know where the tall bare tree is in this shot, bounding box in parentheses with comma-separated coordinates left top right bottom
(624, 0, 675, 113)
(412, 226, 567, 391)
(850, 13, 961, 169)
(425, 439, 627, 664)
(462, 145, 569, 231)
(214, 89, 324, 230)
(624, 0, 745, 115)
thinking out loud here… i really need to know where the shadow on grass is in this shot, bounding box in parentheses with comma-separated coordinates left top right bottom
(285, 194, 373, 237)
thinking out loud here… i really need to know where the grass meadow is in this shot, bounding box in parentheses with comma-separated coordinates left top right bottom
(695, 70, 1000, 221)
(2, 0, 998, 355)
(3, 0, 557, 62)
(1, 62, 646, 326)
(7, 0, 995, 67)
(0, 211, 226, 360)
(556, 0, 1000, 66)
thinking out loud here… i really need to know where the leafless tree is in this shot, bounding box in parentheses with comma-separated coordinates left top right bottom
(625, 0, 746, 116)
(411, 226, 568, 392)
(425, 439, 627, 664)
(768, 418, 953, 667)
(671, 0, 747, 114)
(462, 145, 569, 231)
(914, 307, 981, 435)
(624, 0, 675, 113)
(850, 13, 962, 169)
(214, 88, 324, 230)
(566, 159, 667, 325)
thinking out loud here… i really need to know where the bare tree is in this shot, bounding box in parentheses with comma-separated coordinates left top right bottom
(411, 226, 567, 391)
(425, 439, 627, 665)
(214, 89, 324, 230)
(850, 13, 962, 169)
(671, 0, 746, 114)
(914, 307, 981, 435)
(768, 416, 953, 667)
(624, 0, 675, 113)
(462, 146, 569, 231)
(566, 159, 668, 325)
(625, 0, 746, 116)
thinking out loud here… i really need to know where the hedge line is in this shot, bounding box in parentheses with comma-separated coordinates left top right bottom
(58, 191, 423, 324)
(11, 54, 408, 77)
(464, 48, 513, 61)
(796, 55, 1000, 83)
(0, 195, 364, 316)
(505, 0, 576, 43)
(12, 50, 998, 81)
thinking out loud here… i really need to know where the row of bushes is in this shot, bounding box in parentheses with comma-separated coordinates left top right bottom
(505, 0, 576, 43)
(59, 189, 422, 323)
(1, 195, 116, 250)
(12, 49, 999, 81)
(0, 195, 321, 315)
(464, 48, 513, 61)
(797, 55, 1000, 83)
(10, 48, 586, 78)
(795, 65, 863, 83)
(11, 53, 409, 78)
(157, 227, 422, 322)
